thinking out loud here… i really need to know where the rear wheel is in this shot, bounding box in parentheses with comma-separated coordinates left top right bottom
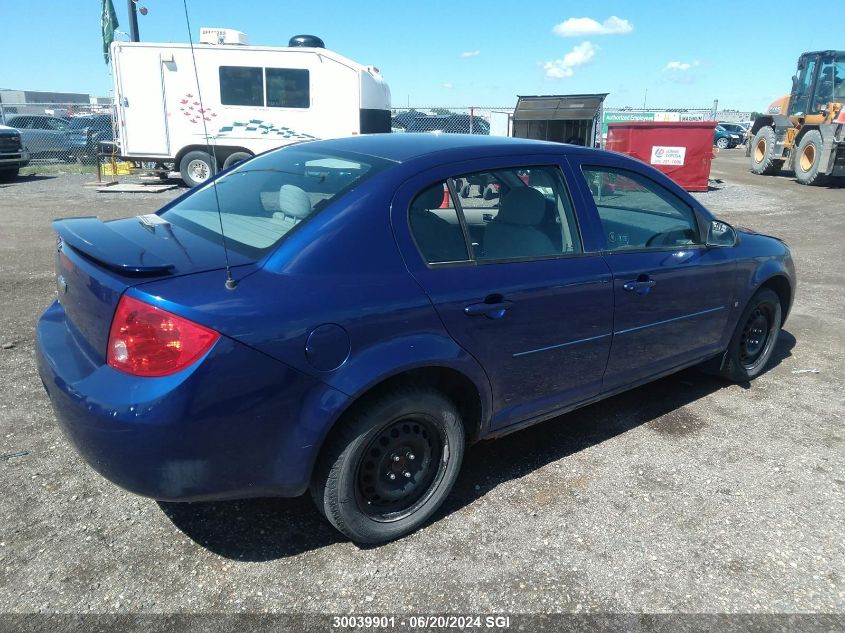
(179, 151, 217, 187)
(222, 151, 252, 170)
(720, 288, 782, 382)
(750, 126, 783, 175)
(310, 386, 465, 544)
(793, 130, 827, 186)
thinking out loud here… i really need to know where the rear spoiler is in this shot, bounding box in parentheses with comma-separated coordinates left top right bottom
(53, 217, 174, 275)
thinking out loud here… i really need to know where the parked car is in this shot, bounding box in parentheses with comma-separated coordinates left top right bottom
(714, 125, 741, 149)
(401, 113, 490, 135)
(67, 114, 115, 163)
(37, 134, 795, 544)
(0, 124, 30, 180)
(5, 115, 76, 160)
(718, 122, 749, 145)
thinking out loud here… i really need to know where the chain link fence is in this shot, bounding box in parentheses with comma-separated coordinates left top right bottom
(392, 106, 732, 144)
(392, 108, 513, 136)
(1, 102, 751, 162)
(0, 102, 117, 163)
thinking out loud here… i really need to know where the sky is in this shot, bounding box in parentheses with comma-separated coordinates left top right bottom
(0, 0, 840, 112)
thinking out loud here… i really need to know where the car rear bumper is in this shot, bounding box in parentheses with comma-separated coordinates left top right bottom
(36, 299, 349, 501)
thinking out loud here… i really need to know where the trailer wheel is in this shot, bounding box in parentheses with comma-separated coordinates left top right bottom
(749, 126, 783, 175)
(223, 152, 252, 169)
(180, 151, 217, 187)
(793, 130, 827, 186)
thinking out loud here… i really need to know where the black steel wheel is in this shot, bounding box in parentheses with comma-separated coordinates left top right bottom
(355, 416, 446, 521)
(310, 386, 465, 544)
(721, 288, 782, 382)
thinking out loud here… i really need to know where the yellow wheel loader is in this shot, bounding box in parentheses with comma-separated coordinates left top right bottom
(748, 50, 845, 185)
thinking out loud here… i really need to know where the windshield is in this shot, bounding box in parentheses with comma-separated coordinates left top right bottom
(161, 148, 388, 259)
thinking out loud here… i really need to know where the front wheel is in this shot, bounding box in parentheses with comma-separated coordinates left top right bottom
(310, 386, 465, 544)
(720, 288, 782, 382)
(179, 150, 217, 187)
(793, 130, 827, 186)
(750, 126, 783, 175)
(716, 137, 730, 150)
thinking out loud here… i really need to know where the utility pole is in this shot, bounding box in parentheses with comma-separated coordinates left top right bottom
(127, 0, 140, 42)
(643, 89, 647, 109)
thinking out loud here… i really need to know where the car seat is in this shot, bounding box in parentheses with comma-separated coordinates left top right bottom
(483, 187, 557, 259)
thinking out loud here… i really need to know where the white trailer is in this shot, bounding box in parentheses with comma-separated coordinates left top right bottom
(110, 30, 391, 186)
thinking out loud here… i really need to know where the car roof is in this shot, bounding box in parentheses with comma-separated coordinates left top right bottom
(297, 133, 593, 164)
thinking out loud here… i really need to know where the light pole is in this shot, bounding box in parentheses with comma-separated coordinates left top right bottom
(127, 0, 148, 42)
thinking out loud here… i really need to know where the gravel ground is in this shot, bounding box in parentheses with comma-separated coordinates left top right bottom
(0, 152, 843, 618)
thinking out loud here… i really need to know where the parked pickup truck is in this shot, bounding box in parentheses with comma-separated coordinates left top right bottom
(0, 124, 30, 180)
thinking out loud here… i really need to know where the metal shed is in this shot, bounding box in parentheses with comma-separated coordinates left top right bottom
(511, 93, 608, 147)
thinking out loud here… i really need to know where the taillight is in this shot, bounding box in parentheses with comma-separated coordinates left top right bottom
(107, 295, 219, 377)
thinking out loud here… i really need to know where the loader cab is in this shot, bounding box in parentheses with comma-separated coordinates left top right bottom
(788, 51, 845, 117)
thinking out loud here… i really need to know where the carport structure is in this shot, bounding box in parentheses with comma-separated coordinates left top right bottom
(512, 93, 608, 147)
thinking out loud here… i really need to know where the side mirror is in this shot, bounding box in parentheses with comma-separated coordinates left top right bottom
(706, 220, 737, 247)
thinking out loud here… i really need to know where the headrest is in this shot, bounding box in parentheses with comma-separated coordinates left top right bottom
(412, 183, 446, 212)
(496, 187, 546, 226)
(278, 184, 312, 219)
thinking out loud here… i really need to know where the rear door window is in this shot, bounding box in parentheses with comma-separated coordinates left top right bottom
(409, 182, 469, 264)
(454, 166, 581, 262)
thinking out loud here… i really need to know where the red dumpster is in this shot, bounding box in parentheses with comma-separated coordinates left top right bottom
(606, 121, 717, 191)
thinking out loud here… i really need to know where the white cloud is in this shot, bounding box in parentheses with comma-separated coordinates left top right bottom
(460, 50, 480, 58)
(442, 83, 454, 89)
(543, 42, 598, 79)
(663, 60, 700, 72)
(553, 16, 633, 37)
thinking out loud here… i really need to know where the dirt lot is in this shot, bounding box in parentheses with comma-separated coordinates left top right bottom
(0, 150, 843, 616)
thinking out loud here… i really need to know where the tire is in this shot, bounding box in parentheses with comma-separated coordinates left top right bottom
(716, 137, 730, 150)
(222, 151, 252, 170)
(0, 168, 19, 181)
(482, 184, 497, 200)
(793, 130, 827, 186)
(310, 386, 465, 544)
(750, 126, 783, 175)
(179, 150, 217, 187)
(460, 183, 471, 198)
(720, 288, 782, 382)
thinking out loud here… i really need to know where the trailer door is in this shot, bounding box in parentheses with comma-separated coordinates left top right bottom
(114, 45, 170, 156)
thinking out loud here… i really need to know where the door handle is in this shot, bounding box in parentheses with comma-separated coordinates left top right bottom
(623, 276, 657, 294)
(464, 299, 513, 319)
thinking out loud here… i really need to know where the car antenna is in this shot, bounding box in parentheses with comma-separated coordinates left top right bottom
(182, 0, 237, 290)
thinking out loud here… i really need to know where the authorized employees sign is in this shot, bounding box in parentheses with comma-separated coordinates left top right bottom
(650, 145, 686, 166)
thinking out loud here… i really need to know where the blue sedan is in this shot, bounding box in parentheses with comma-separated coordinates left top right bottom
(36, 134, 795, 543)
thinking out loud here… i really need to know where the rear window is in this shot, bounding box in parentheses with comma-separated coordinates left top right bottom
(161, 149, 388, 258)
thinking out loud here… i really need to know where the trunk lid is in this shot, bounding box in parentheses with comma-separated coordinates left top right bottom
(53, 215, 253, 361)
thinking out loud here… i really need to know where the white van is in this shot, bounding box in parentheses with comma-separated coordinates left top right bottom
(110, 30, 391, 186)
